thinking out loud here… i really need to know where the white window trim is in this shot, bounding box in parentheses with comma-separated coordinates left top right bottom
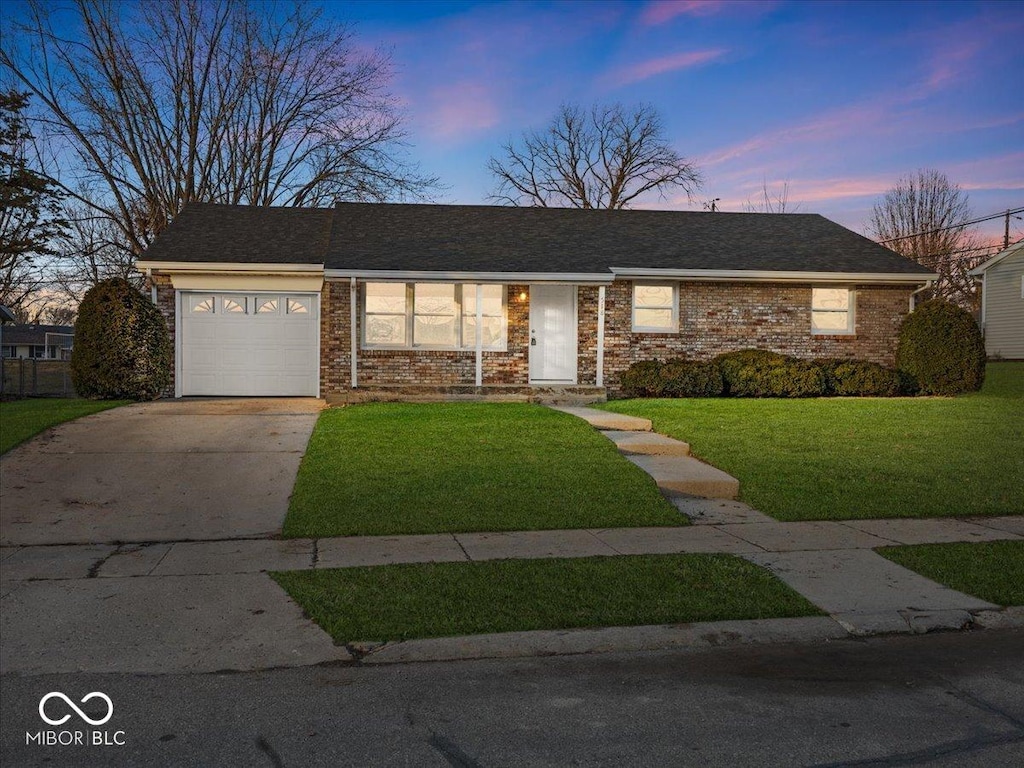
(631, 281, 679, 333)
(362, 282, 508, 352)
(811, 287, 856, 336)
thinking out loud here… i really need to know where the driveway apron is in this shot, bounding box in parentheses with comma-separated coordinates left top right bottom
(0, 399, 347, 675)
(0, 398, 321, 546)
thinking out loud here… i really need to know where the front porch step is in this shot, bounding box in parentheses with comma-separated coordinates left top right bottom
(326, 385, 606, 405)
(602, 430, 690, 456)
(550, 406, 652, 432)
(626, 454, 740, 500)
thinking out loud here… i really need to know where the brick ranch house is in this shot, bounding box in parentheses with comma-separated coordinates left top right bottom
(136, 202, 936, 401)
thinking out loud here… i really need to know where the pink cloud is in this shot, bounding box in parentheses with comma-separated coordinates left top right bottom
(639, 1, 725, 26)
(605, 48, 728, 87)
(424, 81, 501, 140)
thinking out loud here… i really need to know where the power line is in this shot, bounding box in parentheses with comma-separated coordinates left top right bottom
(877, 206, 1024, 244)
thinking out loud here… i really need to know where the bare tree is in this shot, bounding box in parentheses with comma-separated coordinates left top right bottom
(869, 170, 982, 309)
(744, 179, 799, 213)
(1, 0, 437, 260)
(488, 103, 702, 209)
(0, 90, 67, 317)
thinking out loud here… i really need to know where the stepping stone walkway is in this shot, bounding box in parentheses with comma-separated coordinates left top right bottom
(545, 405, 1021, 636)
(550, 405, 740, 501)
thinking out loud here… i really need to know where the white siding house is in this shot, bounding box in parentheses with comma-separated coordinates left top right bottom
(971, 241, 1024, 360)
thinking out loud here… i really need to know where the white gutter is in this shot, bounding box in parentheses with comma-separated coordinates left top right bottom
(137, 261, 324, 273)
(325, 269, 613, 284)
(611, 267, 938, 284)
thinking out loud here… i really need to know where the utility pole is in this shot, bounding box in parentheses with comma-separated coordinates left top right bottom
(1005, 209, 1011, 250)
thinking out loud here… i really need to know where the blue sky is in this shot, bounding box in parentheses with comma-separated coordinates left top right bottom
(337, 0, 1024, 243)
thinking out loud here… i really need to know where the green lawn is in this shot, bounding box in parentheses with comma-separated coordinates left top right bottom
(600, 362, 1023, 521)
(878, 541, 1024, 606)
(272, 554, 821, 642)
(284, 402, 680, 537)
(0, 398, 127, 454)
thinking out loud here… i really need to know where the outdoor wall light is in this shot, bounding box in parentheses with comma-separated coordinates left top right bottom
(518, 291, 527, 302)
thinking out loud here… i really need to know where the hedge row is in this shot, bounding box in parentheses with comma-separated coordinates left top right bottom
(619, 351, 911, 398)
(618, 300, 986, 399)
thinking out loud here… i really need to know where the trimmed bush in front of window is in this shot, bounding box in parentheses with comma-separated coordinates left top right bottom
(619, 350, 919, 399)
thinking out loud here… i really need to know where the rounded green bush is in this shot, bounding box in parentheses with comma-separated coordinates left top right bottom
(661, 358, 725, 397)
(819, 359, 904, 397)
(896, 300, 986, 395)
(713, 349, 827, 397)
(619, 359, 666, 397)
(71, 278, 172, 400)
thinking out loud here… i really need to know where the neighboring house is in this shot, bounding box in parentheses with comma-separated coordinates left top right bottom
(970, 240, 1024, 360)
(136, 202, 936, 400)
(0, 324, 75, 360)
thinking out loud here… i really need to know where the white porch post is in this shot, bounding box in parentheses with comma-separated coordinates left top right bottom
(474, 283, 483, 387)
(350, 277, 358, 388)
(596, 285, 606, 387)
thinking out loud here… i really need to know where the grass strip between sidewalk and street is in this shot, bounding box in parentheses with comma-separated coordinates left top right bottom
(877, 540, 1024, 607)
(284, 402, 681, 537)
(599, 362, 1023, 522)
(0, 398, 128, 455)
(272, 553, 822, 642)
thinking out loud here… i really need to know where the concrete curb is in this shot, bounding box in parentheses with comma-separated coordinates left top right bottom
(351, 616, 848, 665)
(345, 606, 1024, 666)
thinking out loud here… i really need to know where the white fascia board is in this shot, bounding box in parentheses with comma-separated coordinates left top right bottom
(136, 261, 324, 274)
(610, 267, 938, 284)
(969, 242, 1024, 276)
(324, 269, 613, 284)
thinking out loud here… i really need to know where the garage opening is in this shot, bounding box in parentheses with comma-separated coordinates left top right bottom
(179, 292, 319, 396)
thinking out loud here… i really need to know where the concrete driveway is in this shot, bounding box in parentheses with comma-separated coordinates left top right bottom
(0, 398, 346, 675)
(0, 398, 323, 546)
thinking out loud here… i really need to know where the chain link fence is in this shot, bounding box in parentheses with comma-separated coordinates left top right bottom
(0, 358, 77, 398)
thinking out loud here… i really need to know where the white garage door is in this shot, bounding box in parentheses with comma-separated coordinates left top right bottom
(180, 292, 319, 396)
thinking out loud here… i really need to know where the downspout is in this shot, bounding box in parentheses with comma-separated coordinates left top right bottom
(147, 268, 156, 304)
(596, 285, 605, 388)
(909, 280, 933, 312)
(350, 277, 358, 389)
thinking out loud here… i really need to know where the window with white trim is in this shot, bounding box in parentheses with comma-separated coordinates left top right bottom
(363, 283, 507, 350)
(632, 283, 678, 332)
(811, 287, 855, 334)
(364, 282, 408, 346)
(462, 284, 505, 349)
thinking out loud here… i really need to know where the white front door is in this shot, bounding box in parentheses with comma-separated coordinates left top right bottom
(529, 285, 577, 383)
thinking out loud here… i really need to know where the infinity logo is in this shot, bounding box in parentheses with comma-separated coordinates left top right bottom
(39, 692, 114, 726)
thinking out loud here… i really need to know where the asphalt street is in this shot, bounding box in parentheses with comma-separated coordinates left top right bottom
(2, 628, 1022, 767)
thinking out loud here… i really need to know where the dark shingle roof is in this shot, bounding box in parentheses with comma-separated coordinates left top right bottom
(3, 324, 74, 344)
(141, 204, 333, 265)
(141, 202, 932, 276)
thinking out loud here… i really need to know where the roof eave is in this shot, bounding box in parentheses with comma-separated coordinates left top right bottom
(324, 269, 614, 284)
(610, 267, 938, 284)
(136, 261, 324, 274)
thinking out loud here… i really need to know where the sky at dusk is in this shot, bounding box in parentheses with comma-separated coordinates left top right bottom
(335, 0, 1024, 244)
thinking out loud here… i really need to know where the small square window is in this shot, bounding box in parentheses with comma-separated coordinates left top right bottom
(222, 297, 247, 314)
(189, 295, 215, 313)
(811, 287, 855, 334)
(287, 297, 310, 314)
(632, 283, 678, 332)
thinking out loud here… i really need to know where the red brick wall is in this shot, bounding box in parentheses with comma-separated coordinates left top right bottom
(155, 274, 912, 398)
(147, 273, 176, 397)
(602, 280, 913, 393)
(320, 281, 534, 395)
